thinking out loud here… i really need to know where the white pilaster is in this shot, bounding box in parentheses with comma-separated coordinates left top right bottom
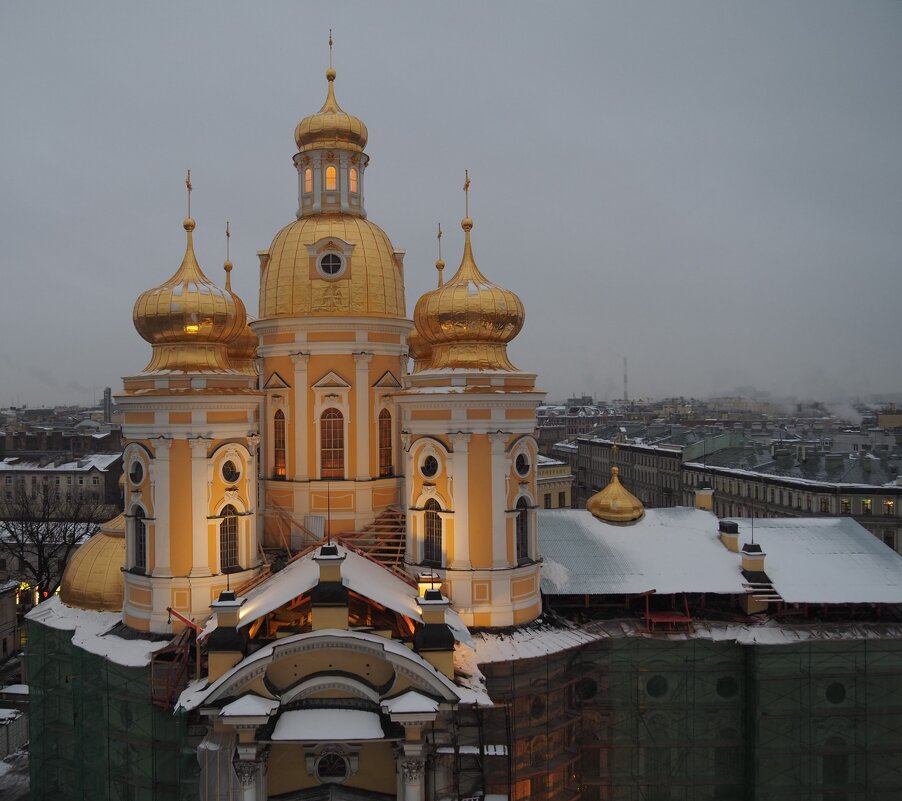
(489, 431, 510, 568)
(189, 437, 212, 577)
(354, 352, 373, 480)
(449, 432, 471, 569)
(152, 438, 172, 576)
(291, 353, 310, 480)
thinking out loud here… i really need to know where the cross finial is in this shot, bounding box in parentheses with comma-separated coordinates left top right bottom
(463, 169, 470, 217)
(185, 170, 192, 217)
(437, 222, 443, 260)
(226, 220, 230, 260)
(329, 29, 333, 69)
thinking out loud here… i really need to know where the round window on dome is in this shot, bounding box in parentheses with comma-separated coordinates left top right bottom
(129, 461, 144, 486)
(421, 455, 439, 479)
(515, 453, 530, 477)
(318, 253, 345, 279)
(222, 460, 240, 484)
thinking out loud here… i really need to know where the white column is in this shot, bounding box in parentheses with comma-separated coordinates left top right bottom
(401, 432, 413, 558)
(449, 432, 471, 569)
(291, 353, 310, 480)
(246, 434, 260, 564)
(489, 431, 510, 568)
(152, 438, 172, 576)
(189, 437, 212, 577)
(354, 352, 373, 480)
(401, 753, 425, 801)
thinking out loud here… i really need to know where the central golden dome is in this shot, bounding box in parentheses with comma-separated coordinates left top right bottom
(295, 69, 368, 154)
(59, 514, 125, 611)
(413, 216, 524, 371)
(259, 215, 406, 319)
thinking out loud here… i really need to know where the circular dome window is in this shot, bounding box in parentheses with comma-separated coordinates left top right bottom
(129, 461, 144, 485)
(318, 253, 345, 278)
(222, 460, 240, 483)
(515, 453, 530, 476)
(421, 455, 439, 479)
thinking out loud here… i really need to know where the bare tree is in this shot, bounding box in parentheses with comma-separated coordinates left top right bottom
(0, 481, 110, 603)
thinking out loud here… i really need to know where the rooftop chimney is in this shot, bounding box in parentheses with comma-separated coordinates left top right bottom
(311, 544, 349, 630)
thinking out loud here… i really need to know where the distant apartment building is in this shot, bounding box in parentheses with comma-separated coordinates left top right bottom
(0, 454, 122, 510)
(537, 455, 573, 509)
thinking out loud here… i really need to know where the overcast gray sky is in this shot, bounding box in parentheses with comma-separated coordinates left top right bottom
(1, 1, 900, 407)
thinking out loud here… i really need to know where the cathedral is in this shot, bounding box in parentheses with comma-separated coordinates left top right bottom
(27, 58, 902, 801)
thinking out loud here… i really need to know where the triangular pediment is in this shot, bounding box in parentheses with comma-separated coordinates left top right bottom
(312, 370, 351, 389)
(263, 372, 290, 390)
(373, 371, 401, 389)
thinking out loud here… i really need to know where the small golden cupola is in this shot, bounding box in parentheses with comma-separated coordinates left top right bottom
(133, 179, 247, 373)
(408, 224, 446, 373)
(294, 67, 368, 155)
(413, 176, 525, 371)
(587, 466, 645, 524)
(59, 513, 126, 611)
(222, 224, 258, 376)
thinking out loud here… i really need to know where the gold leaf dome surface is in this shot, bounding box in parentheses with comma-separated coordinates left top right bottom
(586, 467, 645, 524)
(229, 319, 259, 375)
(407, 328, 433, 373)
(59, 514, 125, 611)
(295, 69, 368, 154)
(259, 215, 406, 319)
(134, 218, 247, 372)
(413, 217, 524, 371)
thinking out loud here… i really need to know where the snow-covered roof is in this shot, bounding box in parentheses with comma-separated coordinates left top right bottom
(732, 517, 902, 604)
(26, 596, 169, 667)
(539, 507, 747, 596)
(219, 694, 279, 718)
(0, 685, 27, 696)
(272, 709, 384, 741)
(0, 708, 21, 723)
(0, 453, 120, 473)
(382, 690, 440, 715)
(201, 544, 471, 646)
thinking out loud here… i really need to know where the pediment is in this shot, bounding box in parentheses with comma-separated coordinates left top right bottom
(312, 370, 351, 389)
(263, 372, 290, 390)
(373, 371, 401, 389)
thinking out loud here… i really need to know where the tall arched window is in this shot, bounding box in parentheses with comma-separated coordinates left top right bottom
(378, 409, 392, 477)
(349, 167, 358, 193)
(325, 165, 337, 191)
(273, 410, 286, 479)
(321, 408, 344, 478)
(304, 168, 313, 193)
(516, 497, 530, 563)
(220, 504, 239, 571)
(134, 507, 147, 572)
(424, 499, 442, 566)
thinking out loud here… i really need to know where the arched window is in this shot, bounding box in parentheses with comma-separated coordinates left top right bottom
(424, 499, 442, 566)
(304, 168, 313, 193)
(321, 408, 344, 478)
(134, 507, 147, 572)
(220, 504, 239, 571)
(273, 410, 286, 478)
(516, 497, 530, 563)
(378, 409, 392, 477)
(325, 165, 337, 191)
(349, 167, 358, 193)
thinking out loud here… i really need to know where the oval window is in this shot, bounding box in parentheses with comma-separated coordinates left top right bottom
(515, 453, 530, 476)
(421, 455, 439, 478)
(129, 461, 144, 485)
(222, 460, 240, 483)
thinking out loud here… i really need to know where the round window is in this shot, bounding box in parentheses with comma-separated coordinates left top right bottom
(319, 253, 344, 277)
(646, 675, 669, 698)
(515, 453, 530, 476)
(716, 676, 739, 699)
(316, 750, 349, 782)
(222, 460, 240, 483)
(825, 682, 846, 705)
(421, 455, 439, 478)
(129, 461, 144, 485)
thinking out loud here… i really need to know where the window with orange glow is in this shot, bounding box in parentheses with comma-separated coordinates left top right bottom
(424, 499, 442, 565)
(321, 408, 344, 478)
(304, 168, 313, 193)
(349, 167, 358, 193)
(378, 409, 392, 477)
(325, 165, 337, 191)
(220, 505, 239, 571)
(273, 410, 286, 478)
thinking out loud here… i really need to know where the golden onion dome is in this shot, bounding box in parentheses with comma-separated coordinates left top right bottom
(258, 214, 405, 319)
(586, 467, 645, 524)
(133, 218, 247, 372)
(295, 69, 368, 154)
(407, 328, 433, 373)
(59, 514, 125, 611)
(222, 259, 258, 375)
(413, 216, 524, 371)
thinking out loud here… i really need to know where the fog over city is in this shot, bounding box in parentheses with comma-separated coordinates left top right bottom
(1, 1, 900, 408)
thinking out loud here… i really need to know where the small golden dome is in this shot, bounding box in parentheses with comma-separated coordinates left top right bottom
(59, 514, 125, 611)
(294, 69, 368, 154)
(586, 467, 645, 524)
(133, 217, 247, 372)
(222, 258, 257, 375)
(259, 214, 405, 319)
(407, 328, 433, 373)
(413, 216, 525, 371)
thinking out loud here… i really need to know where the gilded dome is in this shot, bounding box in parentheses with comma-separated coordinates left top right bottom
(222, 260, 258, 375)
(407, 328, 433, 373)
(413, 217, 524, 371)
(259, 214, 406, 319)
(586, 467, 645, 524)
(134, 218, 247, 372)
(295, 69, 368, 154)
(59, 514, 125, 611)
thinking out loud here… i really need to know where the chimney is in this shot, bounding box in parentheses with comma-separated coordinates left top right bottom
(413, 588, 455, 679)
(719, 520, 739, 552)
(694, 485, 714, 512)
(207, 590, 247, 682)
(740, 542, 769, 614)
(311, 543, 349, 631)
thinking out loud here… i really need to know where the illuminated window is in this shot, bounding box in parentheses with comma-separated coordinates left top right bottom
(304, 168, 312, 193)
(349, 167, 358, 193)
(516, 497, 530, 563)
(321, 408, 344, 479)
(273, 410, 286, 478)
(423, 499, 442, 565)
(841, 497, 851, 515)
(325, 165, 337, 191)
(862, 498, 873, 515)
(133, 508, 147, 572)
(885, 499, 895, 517)
(220, 505, 239, 571)
(378, 409, 392, 477)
